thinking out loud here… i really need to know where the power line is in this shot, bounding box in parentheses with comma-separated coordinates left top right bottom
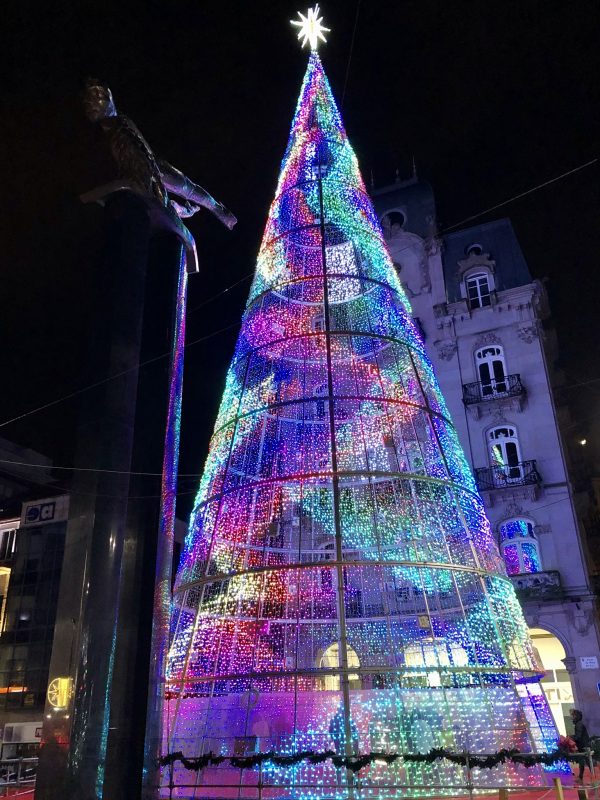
(0, 457, 202, 480)
(341, 0, 362, 109)
(0, 464, 198, 503)
(444, 158, 598, 232)
(0, 320, 240, 432)
(187, 271, 254, 314)
(0, 157, 595, 434)
(558, 376, 600, 391)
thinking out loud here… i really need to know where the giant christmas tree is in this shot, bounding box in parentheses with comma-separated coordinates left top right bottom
(163, 10, 559, 798)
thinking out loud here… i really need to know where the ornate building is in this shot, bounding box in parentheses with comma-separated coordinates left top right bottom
(373, 176, 600, 735)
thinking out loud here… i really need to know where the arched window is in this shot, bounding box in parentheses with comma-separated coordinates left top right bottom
(500, 518, 541, 576)
(529, 628, 573, 735)
(488, 426, 522, 481)
(475, 345, 507, 397)
(381, 210, 406, 235)
(319, 643, 361, 691)
(465, 271, 492, 309)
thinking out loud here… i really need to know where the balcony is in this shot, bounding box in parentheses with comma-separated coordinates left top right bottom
(510, 570, 563, 601)
(462, 374, 526, 418)
(474, 460, 541, 505)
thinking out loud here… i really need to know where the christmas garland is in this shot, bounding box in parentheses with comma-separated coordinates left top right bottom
(159, 747, 573, 774)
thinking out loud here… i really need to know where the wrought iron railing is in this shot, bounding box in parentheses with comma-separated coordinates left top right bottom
(462, 374, 525, 405)
(475, 460, 540, 491)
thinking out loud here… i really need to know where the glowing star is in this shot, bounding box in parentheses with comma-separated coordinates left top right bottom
(291, 5, 330, 51)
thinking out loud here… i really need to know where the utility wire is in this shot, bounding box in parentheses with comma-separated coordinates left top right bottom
(341, 0, 362, 109)
(0, 157, 596, 434)
(4, 360, 600, 480)
(558, 376, 600, 391)
(0, 457, 203, 479)
(187, 270, 254, 314)
(0, 320, 241, 432)
(444, 158, 598, 232)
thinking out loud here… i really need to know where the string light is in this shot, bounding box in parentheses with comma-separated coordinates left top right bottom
(163, 50, 564, 797)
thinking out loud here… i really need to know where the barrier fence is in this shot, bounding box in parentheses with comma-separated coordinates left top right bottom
(157, 749, 598, 800)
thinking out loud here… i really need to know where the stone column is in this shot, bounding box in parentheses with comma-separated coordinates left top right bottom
(36, 192, 192, 800)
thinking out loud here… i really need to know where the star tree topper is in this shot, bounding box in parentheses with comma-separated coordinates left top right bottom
(291, 5, 330, 50)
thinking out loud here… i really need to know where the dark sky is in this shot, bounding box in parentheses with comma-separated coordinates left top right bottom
(2, 0, 599, 515)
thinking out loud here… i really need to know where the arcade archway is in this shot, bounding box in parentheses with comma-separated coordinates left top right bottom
(529, 627, 574, 735)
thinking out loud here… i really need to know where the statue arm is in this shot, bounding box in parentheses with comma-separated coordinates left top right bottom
(158, 160, 237, 229)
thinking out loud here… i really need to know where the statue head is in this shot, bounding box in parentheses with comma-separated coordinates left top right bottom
(83, 78, 117, 122)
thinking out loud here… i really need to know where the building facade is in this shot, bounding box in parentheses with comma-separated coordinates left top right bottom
(0, 439, 67, 760)
(373, 177, 600, 735)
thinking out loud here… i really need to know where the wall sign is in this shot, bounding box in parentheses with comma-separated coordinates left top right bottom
(580, 656, 598, 670)
(21, 495, 69, 527)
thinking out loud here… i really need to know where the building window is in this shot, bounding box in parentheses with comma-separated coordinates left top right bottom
(500, 518, 541, 576)
(319, 643, 360, 691)
(475, 345, 507, 397)
(0, 528, 17, 561)
(314, 383, 327, 419)
(311, 313, 325, 333)
(466, 272, 492, 309)
(381, 210, 406, 235)
(465, 243, 483, 257)
(488, 425, 522, 480)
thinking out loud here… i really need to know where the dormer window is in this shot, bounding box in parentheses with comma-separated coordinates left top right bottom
(384, 210, 406, 228)
(465, 271, 492, 309)
(381, 210, 406, 239)
(465, 243, 483, 257)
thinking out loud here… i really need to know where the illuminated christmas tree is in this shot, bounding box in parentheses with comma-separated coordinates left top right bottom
(163, 8, 560, 797)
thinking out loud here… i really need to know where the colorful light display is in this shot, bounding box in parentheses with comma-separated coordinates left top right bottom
(162, 41, 561, 798)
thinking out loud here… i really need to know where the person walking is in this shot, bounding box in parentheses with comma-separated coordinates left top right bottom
(570, 708, 591, 783)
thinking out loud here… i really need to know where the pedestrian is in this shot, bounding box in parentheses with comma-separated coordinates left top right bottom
(570, 708, 591, 783)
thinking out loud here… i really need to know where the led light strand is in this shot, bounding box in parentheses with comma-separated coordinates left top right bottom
(163, 49, 563, 799)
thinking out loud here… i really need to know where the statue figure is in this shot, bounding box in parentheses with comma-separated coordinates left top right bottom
(82, 78, 237, 229)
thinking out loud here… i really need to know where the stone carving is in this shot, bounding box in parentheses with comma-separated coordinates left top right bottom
(456, 250, 496, 279)
(435, 339, 458, 361)
(503, 500, 524, 518)
(424, 237, 441, 257)
(386, 230, 431, 296)
(562, 656, 577, 674)
(534, 523, 551, 535)
(491, 407, 507, 424)
(474, 332, 502, 349)
(517, 324, 539, 344)
(83, 78, 236, 229)
(511, 570, 562, 599)
(571, 607, 593, 636)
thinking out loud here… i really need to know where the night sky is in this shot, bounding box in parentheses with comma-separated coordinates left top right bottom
(2, 0, 599, 516)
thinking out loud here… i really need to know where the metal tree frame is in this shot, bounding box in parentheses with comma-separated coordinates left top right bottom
(162, 52, 561, 799)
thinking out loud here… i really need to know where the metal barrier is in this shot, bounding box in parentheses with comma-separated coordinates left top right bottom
(0, 758, 37, 797)
(157, 749, 598, 800)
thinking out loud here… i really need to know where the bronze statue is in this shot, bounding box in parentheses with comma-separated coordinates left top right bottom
(82, 78, 237, 229)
